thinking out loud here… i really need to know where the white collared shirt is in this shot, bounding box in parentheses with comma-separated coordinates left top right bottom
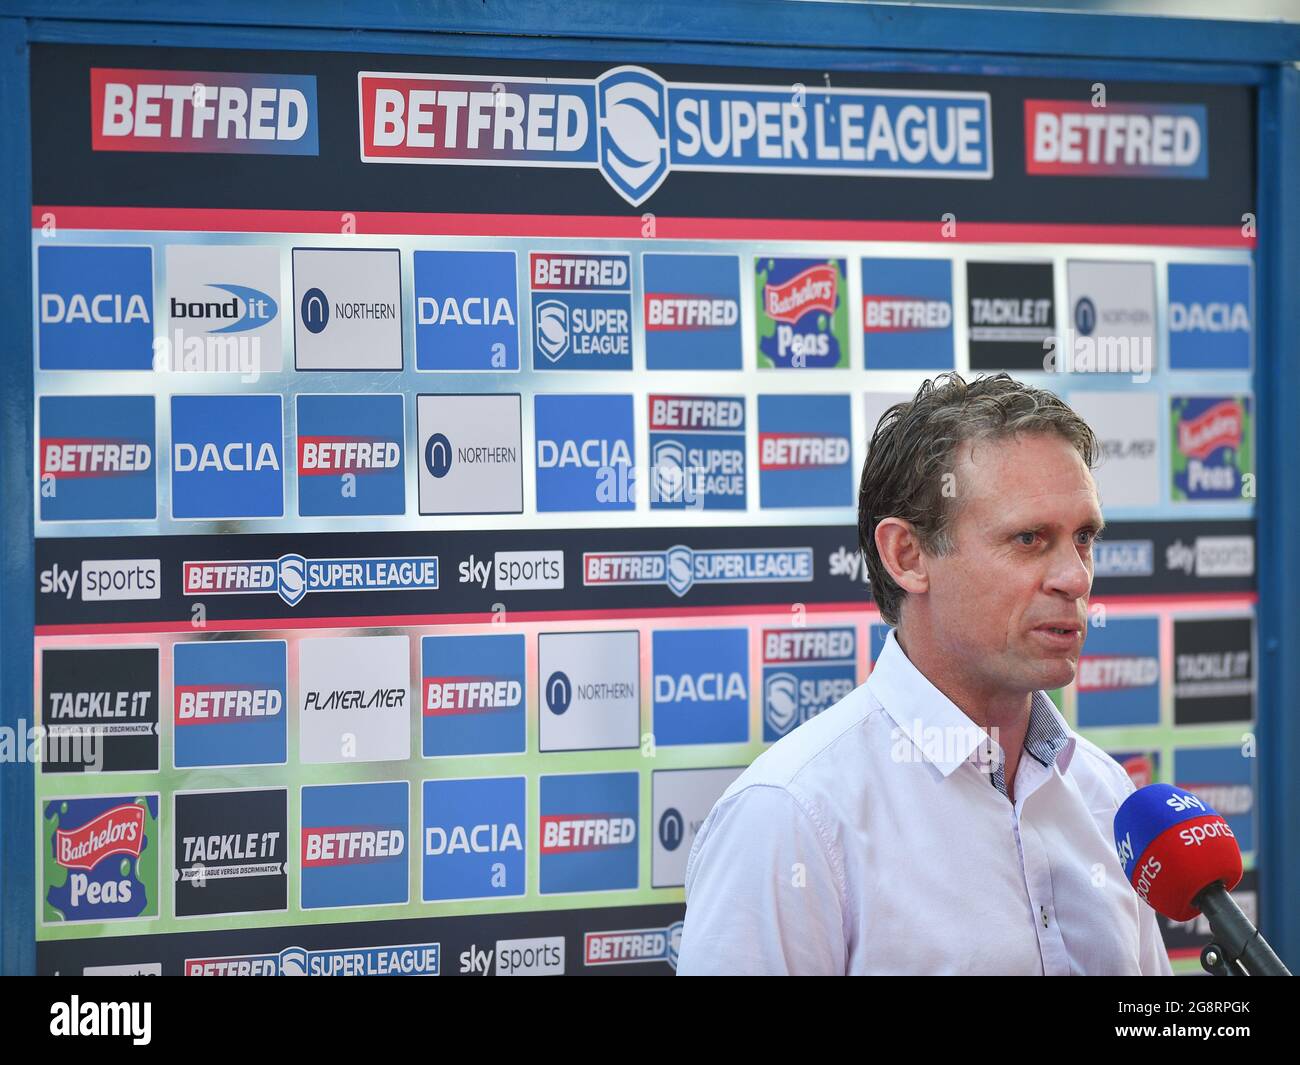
(676, 629, 1173, 976)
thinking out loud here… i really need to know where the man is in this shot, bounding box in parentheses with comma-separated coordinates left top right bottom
(676, 372, 1172, 975)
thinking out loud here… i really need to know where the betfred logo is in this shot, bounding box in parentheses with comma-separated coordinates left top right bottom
(55, 803, 145, 871)
(38, 395, 156, 522)
(301, 782, 409, 909)
(584, 544, 812, 598)
(1024, 100, 1206, 178)
(642, 254, 742, 370)
(173, 640, 287, 769)
(91, 69, 318, 154)
(861, 258, 955, 370)
(296, 393, 405, 517)
(530, 253, 632, 371)
(584, 922, 683, 969)
(539, 772, 639, 893)
(762, 627, 857, 740)
(419, 636, 528, 759)
(182, 553, 439, 607)
(757, 394, 853, 508)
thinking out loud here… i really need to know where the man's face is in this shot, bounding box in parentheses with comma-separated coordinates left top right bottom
(923, 431, 1104, 696)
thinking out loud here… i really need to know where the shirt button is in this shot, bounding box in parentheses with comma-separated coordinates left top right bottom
(1040, 905, 1049, 928)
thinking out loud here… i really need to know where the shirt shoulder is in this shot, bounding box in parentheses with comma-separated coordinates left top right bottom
(720, 681, 888, 797)
(685, 682, 887, 888)
(1066, 731, 1139, 813)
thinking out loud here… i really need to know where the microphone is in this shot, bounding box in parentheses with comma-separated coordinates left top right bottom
(1114, 783, 1290, 976)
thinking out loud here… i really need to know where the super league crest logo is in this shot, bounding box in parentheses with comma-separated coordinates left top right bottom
(596, 66, 670, 207)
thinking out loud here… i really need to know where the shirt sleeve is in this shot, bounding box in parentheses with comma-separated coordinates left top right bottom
(675, 783, 846, 975)
(1138, 900, 1174, 975)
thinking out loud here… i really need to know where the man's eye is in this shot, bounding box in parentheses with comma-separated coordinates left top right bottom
(1017, 532, 1038, 546)
(1077, 529, 1098, 546)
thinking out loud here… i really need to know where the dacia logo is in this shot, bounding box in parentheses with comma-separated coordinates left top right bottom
(596, 66, 670, 207)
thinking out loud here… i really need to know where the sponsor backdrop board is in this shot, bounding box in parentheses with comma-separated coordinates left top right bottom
(25, 41, 1258, 975)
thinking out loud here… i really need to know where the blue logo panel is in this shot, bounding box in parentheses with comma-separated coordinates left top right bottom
(860, 258, 955, 369)
(1168, 263, 1252, 370)
(421, 634, 526, 756)
(38, 245, 154, 370)
(38, 395, 155, 521)
(422, 776, 526, 901)
(643, 254, 742, 370)
(652, 628, 749, 745)
(757, 393, 853, 508)
(534, 394, 635, 512)
(301, 782, 409, 910)
(414, 250, 519, 370)
(647, 394, 746, 511)
(1077, 617, 1160, 728)
(171, 394, 284, 519)
(539, 771, 639, 894)
(296, 393, 405, 516)
(1174, 746, 1255, 853)
(173, 640, 287, 768)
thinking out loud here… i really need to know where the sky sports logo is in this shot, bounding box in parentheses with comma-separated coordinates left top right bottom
(1024, 100, 1207, 178)
(91, 68, 318, 154)
(358, 67, 991, 206)
(584, 545, 813, 598)
(182, 553, 439, 606)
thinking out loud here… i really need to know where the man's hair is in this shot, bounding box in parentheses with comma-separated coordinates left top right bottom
(858, 372, 1100, 627)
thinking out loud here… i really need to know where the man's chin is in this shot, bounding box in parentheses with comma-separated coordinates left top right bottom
(1036, 656, 1078, 692)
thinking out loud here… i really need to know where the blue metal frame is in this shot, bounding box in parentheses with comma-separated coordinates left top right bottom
(1, 0, 1296, 975)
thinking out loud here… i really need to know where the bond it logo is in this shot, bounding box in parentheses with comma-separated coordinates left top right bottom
(359, 67, 991, 206)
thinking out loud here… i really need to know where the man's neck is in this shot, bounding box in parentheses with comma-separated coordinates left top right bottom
(894, 624, 1033, 782)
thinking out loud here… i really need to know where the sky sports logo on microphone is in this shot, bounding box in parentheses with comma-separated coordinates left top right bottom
(1024, 100, 1206, 178)
(358, 67, 991, 206)
(38, 395, 156, 522)
(91, 68, 318, 154)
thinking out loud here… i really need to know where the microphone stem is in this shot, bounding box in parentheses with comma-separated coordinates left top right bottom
(1195, 882, 1292, 976)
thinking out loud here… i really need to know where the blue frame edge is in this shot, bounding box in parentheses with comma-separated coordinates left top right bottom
(0, 1, 1295, 976)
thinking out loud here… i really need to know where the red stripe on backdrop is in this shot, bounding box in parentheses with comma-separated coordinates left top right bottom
(33, 590, 1257, 637)
(31, 206, 1254, 247)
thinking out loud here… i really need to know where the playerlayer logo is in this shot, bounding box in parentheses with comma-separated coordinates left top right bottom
(359, 66, 991, 206)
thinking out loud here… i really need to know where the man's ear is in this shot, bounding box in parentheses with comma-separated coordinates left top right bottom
(874, 517, 930, 596)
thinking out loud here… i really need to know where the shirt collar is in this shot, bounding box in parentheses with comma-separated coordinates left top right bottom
(867, 628, 1077, 784)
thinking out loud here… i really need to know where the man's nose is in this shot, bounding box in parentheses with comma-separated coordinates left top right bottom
(1045, 539, 1092, 599)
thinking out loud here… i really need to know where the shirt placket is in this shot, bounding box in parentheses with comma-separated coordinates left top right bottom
(1010, 761, 1071, 976)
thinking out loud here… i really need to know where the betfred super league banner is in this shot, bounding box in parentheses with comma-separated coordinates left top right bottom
(31, 44, 1253, 225)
